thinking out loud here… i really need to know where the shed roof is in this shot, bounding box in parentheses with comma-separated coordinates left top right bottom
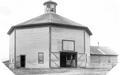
(90, 46, 117, 56)
(7, 13, 92, 35)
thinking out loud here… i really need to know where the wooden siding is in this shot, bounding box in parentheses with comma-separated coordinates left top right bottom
(51, 27, 85, 53)
(16, 27, 49, 68)
(9, 30, 15, 68)
(89, 55, 117, 69)
(51, 52, 60, 68)
(85, 31, 90, 65)
(85, 32, 90, 55)
(77, 53, 87, 67)
(110, 56, 118, 66)
(51, 26, 90, 68)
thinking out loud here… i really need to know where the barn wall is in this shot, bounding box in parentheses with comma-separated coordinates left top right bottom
(9, 30, 15, 68)
(16, 27, 49, 68)
(90, 55, 117, 69)
(51, 26, 90, 68)
(109, 56, 118, 67)
(90, 55, 110, 68)
(85, 31, 90, 64)
(51, 27, 85, 53)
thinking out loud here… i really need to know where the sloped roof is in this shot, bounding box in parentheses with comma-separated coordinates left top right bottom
(43, 0, 57, 5)
(7, 13, 92, 35)
(17, 13, 83, 26)
(90, 46, 117, 56)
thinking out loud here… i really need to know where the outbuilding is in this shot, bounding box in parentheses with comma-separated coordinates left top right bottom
(90, 46, 117, 69)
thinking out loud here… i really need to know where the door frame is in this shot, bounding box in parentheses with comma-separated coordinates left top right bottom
(60, 51, 77, 68)
(20, 55, 26, 68)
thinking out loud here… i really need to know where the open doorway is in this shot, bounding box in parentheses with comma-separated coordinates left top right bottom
(60, 52, 77, 68)
(20, 55, 26, 68)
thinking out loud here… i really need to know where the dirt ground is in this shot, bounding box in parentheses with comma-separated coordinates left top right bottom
(11, 68, 108, 75)
(3, 61, 108, 75)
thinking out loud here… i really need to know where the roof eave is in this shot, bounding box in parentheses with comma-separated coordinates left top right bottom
(7, 26, 15, 35)
(90, 54, 118, 56)
(7, 23, 92, 35)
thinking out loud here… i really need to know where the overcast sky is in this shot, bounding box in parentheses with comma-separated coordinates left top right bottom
(0, 0, 120, 75)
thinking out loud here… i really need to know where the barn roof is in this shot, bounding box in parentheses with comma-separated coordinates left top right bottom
(90, 46, 118, 56)
(7, 13, 92, 35)
(17, 13, 84, 26)
(7, 0, 92, 35)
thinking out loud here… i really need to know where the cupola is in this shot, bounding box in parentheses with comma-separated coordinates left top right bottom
(43, 0, 57, 13)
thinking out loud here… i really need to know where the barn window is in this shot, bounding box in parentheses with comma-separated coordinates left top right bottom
(62, 40, 75, 51)
(38, 52, 44, 64)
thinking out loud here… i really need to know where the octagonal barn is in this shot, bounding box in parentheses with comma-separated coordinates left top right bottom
(8, 0, 117, 70)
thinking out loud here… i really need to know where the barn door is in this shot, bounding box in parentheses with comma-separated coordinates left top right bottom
(77, 53, 86, 67)
(20, 55, 25, 67)
(60, 52, 77, 68)
(15, 55, 26, 68)
(51, 52, 60, 68)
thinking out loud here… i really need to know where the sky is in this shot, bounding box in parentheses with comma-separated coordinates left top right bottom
(0, 0, 120, 75)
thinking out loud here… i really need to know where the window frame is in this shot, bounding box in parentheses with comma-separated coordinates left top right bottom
(62, 40, 75, 51)
(38, 52, 44, 64)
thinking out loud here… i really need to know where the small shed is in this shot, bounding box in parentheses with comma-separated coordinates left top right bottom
(8, 0, 117, 71)
(90, 46, 118, 69)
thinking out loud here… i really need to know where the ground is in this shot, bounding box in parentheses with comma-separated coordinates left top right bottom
(12, 68, 108, 75)
(3, 60, 108, 75)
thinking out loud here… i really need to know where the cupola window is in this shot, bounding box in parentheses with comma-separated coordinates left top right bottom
(43, 0, 57, 13)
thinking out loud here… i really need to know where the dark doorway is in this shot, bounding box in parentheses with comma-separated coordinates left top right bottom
(60, 52, 77, 68)
(20, 55, 26, 68)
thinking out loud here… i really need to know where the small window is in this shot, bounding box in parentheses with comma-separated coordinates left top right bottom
(47, 4, 50, 8)
(51, 4, 55, 8)
(38, 52, 44, 64)
(50, 8, 54, 12)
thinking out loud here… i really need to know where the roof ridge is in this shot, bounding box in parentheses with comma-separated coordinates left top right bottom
(90, 46, 118, 55)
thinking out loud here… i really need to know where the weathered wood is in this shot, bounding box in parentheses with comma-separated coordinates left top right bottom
(51, 52, 60, 68)
(15, 27, 50, 68)
(77, 53, 87, 67)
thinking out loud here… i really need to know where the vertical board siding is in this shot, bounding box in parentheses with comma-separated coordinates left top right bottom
(16, 27, 49, 68)
(9, 31, 15, 68)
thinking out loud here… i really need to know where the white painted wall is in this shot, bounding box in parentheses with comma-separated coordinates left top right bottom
(9, 26, 91, 68)
(51, 27, 90, 68)
(9, 30, 15, 68)
(16, 27, 49, 68)
(85, 32, 90, 56)
(51, 27, 86, 53)
(85, 31, 90, 65)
